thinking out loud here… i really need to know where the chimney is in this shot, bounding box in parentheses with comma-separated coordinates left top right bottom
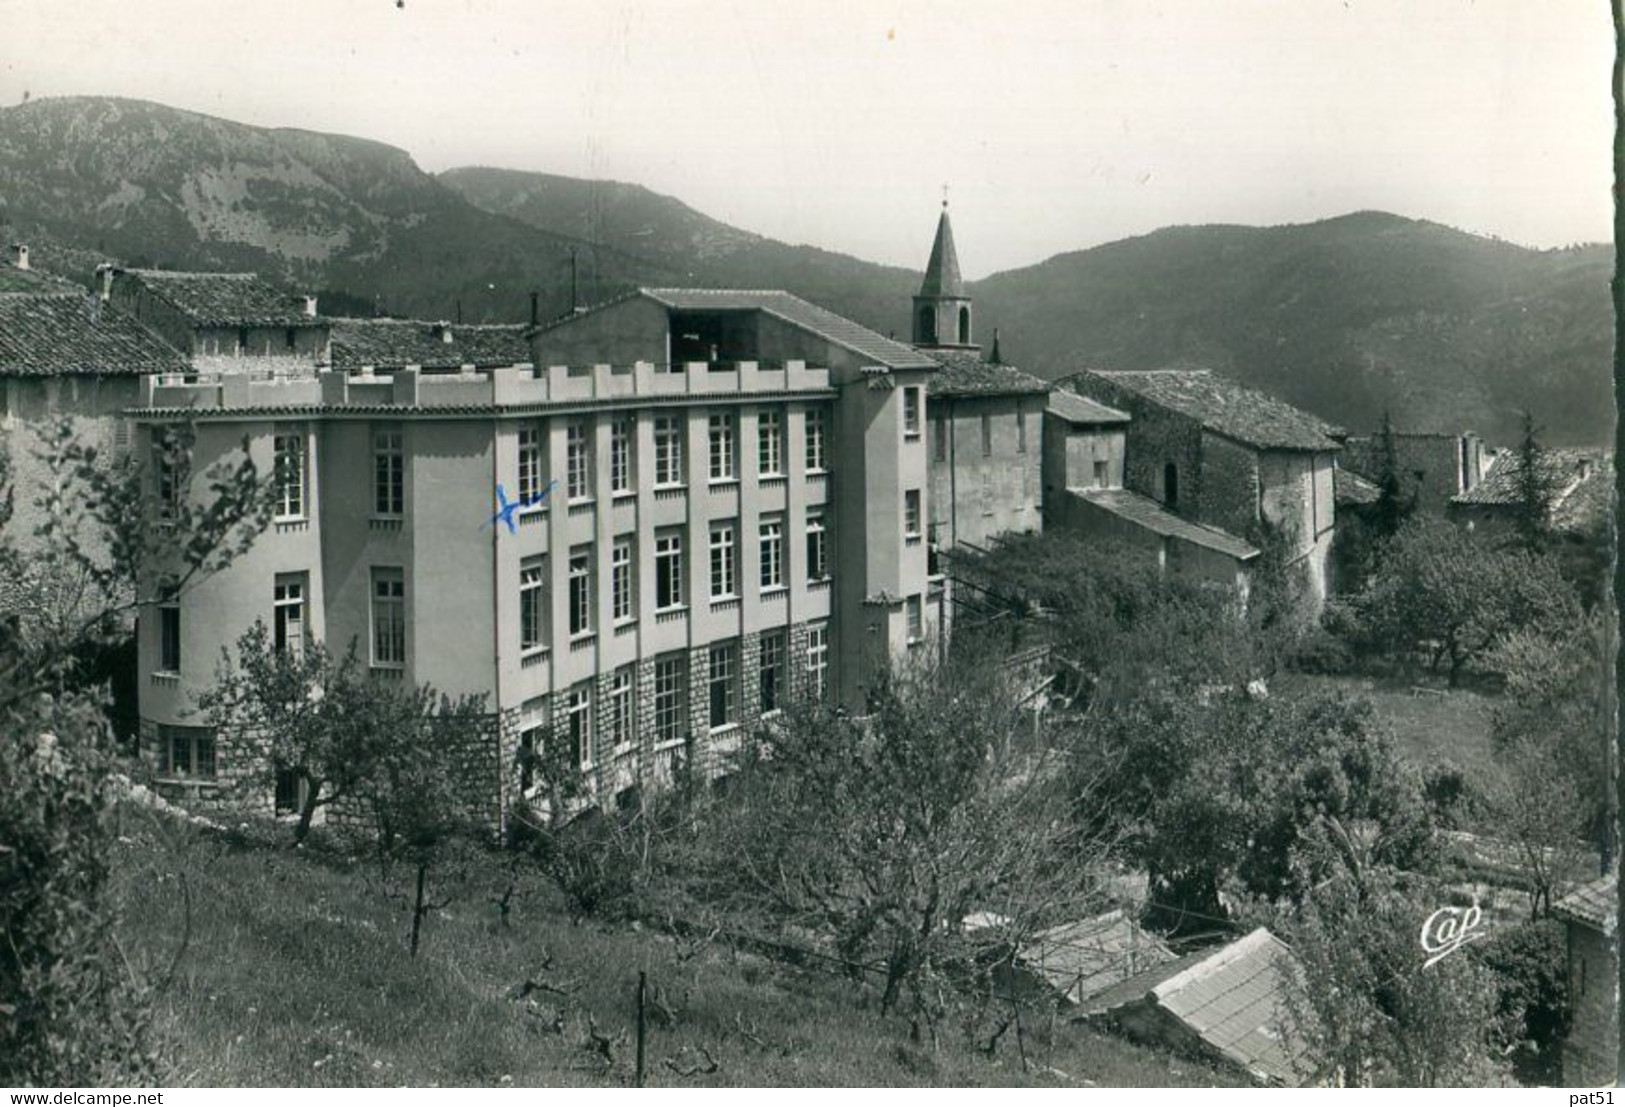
(529, 291, 539, 327)
(7, 244, 28, 270)
(1577, 457, 1594, 481)
(95, 263, 116, 302)
(299, 294, 318, 318)
(432, 321, 454, 344)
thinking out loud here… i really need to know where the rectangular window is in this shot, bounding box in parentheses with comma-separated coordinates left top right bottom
(158, 725, 216, 779)
(709, 522, 736, 599)
(655, 531, 684, 610)
(370, 568, 405, 666)
(568, 546, 593, 636)
(1094, 459, 1109, 489)
(373, 427, 404, 516)
(154, 430, 181, 520)
(759, 517, 784, 590)
(805, 408, 826, 472)
(520, 555, 546, 652)
(608, 666, 634, 750)
(903, 387, 922, 437)
(653, 654, 686, 745)
(610, 416, 632, 494)
(274, 766, 304, 815)
(708, 640, 739, 729)
(980, 413, 992, 457)
(806, 511, 828, 581)
(157, 587, 181, 673)
(611, 538, 634, 623)
(566, 420, 591, 500)
(517, 699, 548, 796)
(1017, 410, 1028, 454)
(759, 631, 786, 714)
(906, 594, 924, 642)
(518, 424, 544, 504)
(806, 623, 829, 702)
(273, 430, 306, 519)
(934, 415, 948, 462)
(708, 412, 736, 482)
(274, 573, 307, 659)
(654, 414, 684, 487)
(567, 684, 593, 769)
(905, 489, 922, 539)
(757, 409, 782, 476)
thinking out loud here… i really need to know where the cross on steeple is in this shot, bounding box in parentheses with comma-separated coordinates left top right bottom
(941, 183, 949, 209)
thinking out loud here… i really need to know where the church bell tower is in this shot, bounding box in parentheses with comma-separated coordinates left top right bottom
(911, 201, 976, 351)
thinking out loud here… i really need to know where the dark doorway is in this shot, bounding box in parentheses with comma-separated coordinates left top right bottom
(1164, 462, 1179, 507)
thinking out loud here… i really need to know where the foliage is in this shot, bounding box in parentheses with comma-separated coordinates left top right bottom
(1277, 862, 1509, 1087)
(1470, 919, 1569, 1082)
(695, 648, 1117, 1036)
(1509, 413, 1556, 554)
(1345, 516, 1577, 685)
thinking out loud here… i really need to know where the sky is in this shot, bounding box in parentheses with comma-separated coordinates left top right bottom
(0, 0, 1612, 277)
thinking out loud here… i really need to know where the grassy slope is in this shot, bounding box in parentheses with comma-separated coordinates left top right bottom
(113, 818, 1241, 1089)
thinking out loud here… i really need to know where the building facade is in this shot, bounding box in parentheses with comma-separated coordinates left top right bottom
(103, 266, 330, 373)
(1339, 429, 1485, 515)
(1553, 875, 1618, 1086)
(133, 288, 940, 829)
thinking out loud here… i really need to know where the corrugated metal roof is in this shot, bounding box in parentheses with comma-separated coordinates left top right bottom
(122, 269, 322, 328)
(1554, 874, 1616, 935)
(642, 288, 939, 370)
(1065, 369, 1342, 452)
(1071, 488, 1260, 561)
(1048, 389, 1130, 425)
(0, 292, 188, 377)
(926, 349, 1050, 398)
(1021, 910, 1176, 1005)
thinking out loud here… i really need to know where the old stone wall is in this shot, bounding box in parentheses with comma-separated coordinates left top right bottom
(1563, 922, 1619, 1085)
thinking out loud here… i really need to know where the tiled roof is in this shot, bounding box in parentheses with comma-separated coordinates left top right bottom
(1066, 370, 1342, 452)
(1083, 928, 1306, 1086)
(0, 264, 80, 294)
(1451, 447, 1609, 514)
(329, 318, 530, 371)
(1334, 467, 1382, 507)
(1552, 462, 1613, 534)
(1072, 488, 1260, 561)
(1021, 910, 1176, 1005)
(1554, 874, 1616, 935)
(0, 293, 188, 377)
(122, 269, 322, 328)
(619, 288, 938, 371)
(1048, 389, 1130, 425)
(926, 349, 1050, 398)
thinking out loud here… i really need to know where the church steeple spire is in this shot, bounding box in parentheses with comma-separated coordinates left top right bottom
(912, 199, 976, 349)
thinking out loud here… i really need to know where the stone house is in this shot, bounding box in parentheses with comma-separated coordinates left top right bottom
(102, 266, 329, 373)
(1448, 446, 1612, 544)
(1339, 429, 1485, 515)
(1553, 874, 1618, 1086)
(1057, 369, 1341, 610)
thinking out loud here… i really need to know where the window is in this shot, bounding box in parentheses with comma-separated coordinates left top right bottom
(373, 427, 404, 516)
(708, 640, 739, 729)
(610, 416, 632, 494)
(611, 538, 634, 623)
(903, 387, 921, 438)
(520, 555, 547, 652)
(806, 623, 829, 702)
(759, 631, 786, 714)
(757, 409, 782, 476)
(273, 430, 306, 519)
(805, 408, 826, 472)
(274, 766, 304, 815)
(1163, 462, 1179, 508)
(918, 305, 935, 343)
(154, 430, 181, 519)
(904, 490, 922, 540)
(654, 414, 683, 486)
(1017, 410, 1028, 454)
(933, 415, 948, 462)
(759, 517, 784, 590)
(274, 573, 307, 659)
(158, 725, 216, 779)
(371, 568, 405, 666)
(708, 413, 736, 482)
(906, 594, 924, 643)
(567, 684, 593, 769)
(566, 420, 591, 500)
(980, 413, 992, 457)
(1093, 459, 1109, 489)
(518, 424, 544, 504)
(653, 654, 686, 745)
(568, 547, 593, 636)
(517, 698, 548, 796)
(157, 587, 181, 673)
(709, 522, 736, 599)
(806, 511, 828, 581)
(957, 306, 970, 345)
(608, 666, 634, 750)
(655, 532, 684, 610)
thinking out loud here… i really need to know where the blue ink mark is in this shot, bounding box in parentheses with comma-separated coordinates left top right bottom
(487, 479, 557, 534)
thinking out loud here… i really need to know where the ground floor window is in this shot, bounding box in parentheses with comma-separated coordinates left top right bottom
(654, 654, 687, 745)
(806, 623, 829, 702)
(158, 724, 217, 779)
(759, 631, 786, 714)
(709, 640, 739, 729)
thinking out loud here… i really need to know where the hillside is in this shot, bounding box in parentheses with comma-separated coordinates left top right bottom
(0, 97, 1609, 444)
(971, 213, 1613, 445)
